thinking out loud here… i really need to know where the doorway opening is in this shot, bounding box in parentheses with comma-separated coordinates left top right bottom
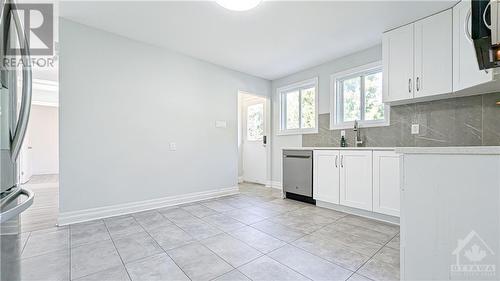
(238, 91, 271, 187)
(18, 78, 59, 232)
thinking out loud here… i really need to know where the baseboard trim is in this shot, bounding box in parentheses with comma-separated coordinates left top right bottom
(58, 186, 239, 226)
(269, 181, 282, 190)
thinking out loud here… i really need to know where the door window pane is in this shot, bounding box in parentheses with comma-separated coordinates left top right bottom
(342, 77, 361, 122)
(364, 72, 384, 121)
(247, 103, 264, 141)
(285, 90, 300, 130)
(300, 87, 315, 128)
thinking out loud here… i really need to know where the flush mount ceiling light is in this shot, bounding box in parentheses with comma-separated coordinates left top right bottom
(216, 0, 262, 11)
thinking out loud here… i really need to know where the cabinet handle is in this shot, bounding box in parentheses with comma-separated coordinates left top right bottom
(340, 155, 344, 168)
(335, 155, 338, 168)
(408, 78, 412, 93)
(416, 77, 420, 92)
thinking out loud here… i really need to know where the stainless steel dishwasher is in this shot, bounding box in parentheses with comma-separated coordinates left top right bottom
(282, 150, 315, 204)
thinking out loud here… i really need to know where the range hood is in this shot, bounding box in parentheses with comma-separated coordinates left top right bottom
(472, 0, 500, 70)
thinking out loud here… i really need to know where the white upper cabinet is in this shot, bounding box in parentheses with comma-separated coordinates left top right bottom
(453, 0, 493, 92)
(373, 151, 400, 217)
(383, 9, 453, 103)
(383, 24, 414, 103)
(313, 150, 340, 204)
(339, 150, 373, 211)
(414, 9, 453, 98)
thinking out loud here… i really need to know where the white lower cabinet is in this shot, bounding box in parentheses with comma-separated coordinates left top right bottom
(373, 151, 401, 216)
(339, 150, 373, 211)
(313, 149, 400, 217)
(313, 150, 340, 204)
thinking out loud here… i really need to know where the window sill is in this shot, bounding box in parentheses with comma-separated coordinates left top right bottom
(330, 120, 390, 130)
(276, 128, 319, 136)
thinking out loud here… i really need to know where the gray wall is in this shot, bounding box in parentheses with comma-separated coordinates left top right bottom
(271, 45, 382, 184)
(59, 19, 271, 213)
(303, 92, 500, 147)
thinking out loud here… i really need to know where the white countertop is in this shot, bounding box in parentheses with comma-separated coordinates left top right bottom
(282, 146, 500, 154)
(282, 147, 395, 151)
(395, 146, 500, 155)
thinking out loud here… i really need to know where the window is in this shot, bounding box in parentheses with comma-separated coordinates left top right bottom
(277, 77, 318, 135)
(331, 62, 389, 129)
(246, 103, 264, 141)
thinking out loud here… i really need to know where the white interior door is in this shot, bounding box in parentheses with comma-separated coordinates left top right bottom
(242, 95, 267, 185)
(19, 128, 33, 184)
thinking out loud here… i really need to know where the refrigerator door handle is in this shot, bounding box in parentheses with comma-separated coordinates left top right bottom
(0, 187, 34, 223)
(8, 2, 32, 162)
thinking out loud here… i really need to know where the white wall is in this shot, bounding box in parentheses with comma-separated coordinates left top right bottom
(59, 19, 270, 214)
(28, 105, 59, 175)
(270, 45, 382, 184)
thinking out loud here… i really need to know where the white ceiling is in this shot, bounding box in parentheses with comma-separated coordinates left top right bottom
(60, 1, 458, 80)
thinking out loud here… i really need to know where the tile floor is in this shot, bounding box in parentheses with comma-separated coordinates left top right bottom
(9, 182, 400, 281)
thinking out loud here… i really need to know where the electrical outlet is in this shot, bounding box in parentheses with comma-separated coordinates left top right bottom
(341, 130, 346, 137)
(411, 124, 420, 135)
(169, 142, 177, 151)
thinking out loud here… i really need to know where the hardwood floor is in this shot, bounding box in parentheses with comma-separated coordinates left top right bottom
(20, 174, 59, 232)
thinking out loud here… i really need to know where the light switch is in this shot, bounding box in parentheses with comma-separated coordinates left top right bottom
(215, 120, 227, 128)
(411, 124, 420, 135)
(169, 142, 177, 151)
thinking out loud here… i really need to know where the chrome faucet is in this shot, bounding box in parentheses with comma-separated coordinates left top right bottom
(353, 120, 363, 147)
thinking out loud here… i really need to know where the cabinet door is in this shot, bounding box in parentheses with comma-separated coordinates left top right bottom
(339, 150, 373, 211)
(383, 24, 414, 103)
(373, 151, 400, 217)
(313, 150, 340, 204)
(453, 0, 492, 92)
(414, 9, 453, 98)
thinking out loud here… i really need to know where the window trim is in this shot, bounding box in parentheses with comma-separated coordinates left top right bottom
(330, 61, 389, 130)
(276, 77, 319, 136)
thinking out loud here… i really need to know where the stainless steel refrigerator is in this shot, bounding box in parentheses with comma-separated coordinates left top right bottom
(1, 0, 35, 280)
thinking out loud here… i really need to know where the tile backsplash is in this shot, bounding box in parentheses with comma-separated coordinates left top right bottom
(303, 92, 500, 147)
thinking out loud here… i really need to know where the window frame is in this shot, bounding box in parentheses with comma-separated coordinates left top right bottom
(330, 61, 389, 130)
(276, 77, 319, 136)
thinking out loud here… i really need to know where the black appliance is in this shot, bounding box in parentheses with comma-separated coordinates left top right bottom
(472, 0, 500, 69)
